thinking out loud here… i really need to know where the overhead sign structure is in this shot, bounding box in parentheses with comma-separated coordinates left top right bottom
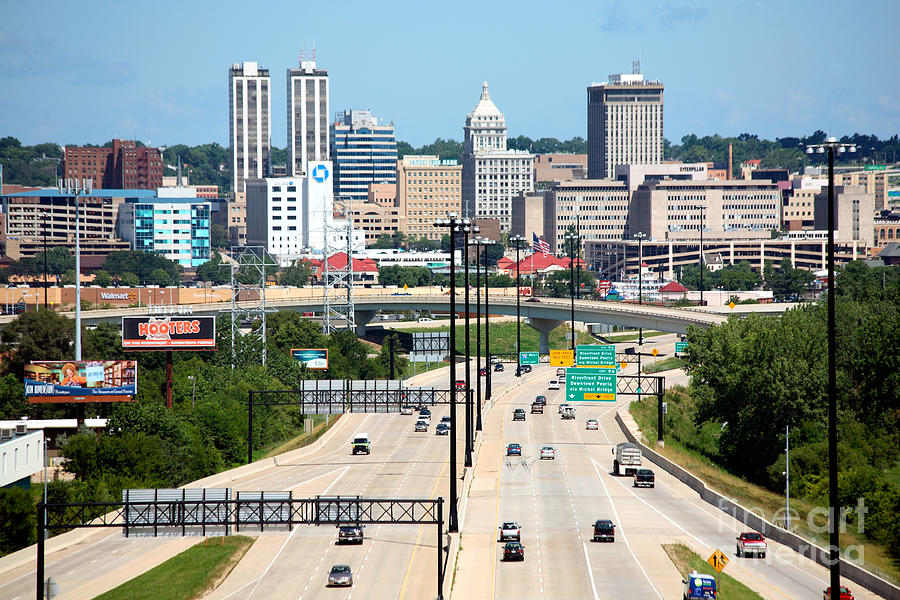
(291, 349, 329, 370)
(25, 361, 137, 403)
(519, 352, 539, 365)
(576, 344, 617, 367)
(549, 349, 574, 367)
(122, 316, 216, 349)
(565, 367, 617, 402)
(707, 549, 729, 572)
(675, 341, 688, 354)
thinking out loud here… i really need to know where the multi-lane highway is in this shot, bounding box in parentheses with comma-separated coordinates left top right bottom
(0, 334, 889, 599)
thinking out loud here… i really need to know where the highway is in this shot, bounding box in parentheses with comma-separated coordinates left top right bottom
(0, 335, 889, 599)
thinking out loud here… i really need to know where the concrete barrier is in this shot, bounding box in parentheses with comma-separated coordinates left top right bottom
(615, 411, 900, 599)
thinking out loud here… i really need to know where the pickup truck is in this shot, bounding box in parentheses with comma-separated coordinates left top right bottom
(736, 531, 767, 558)
(633, 468, 655, 488)
(612, 442, 641, 476)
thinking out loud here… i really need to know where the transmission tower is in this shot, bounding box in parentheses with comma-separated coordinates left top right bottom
(322, 201, 356, 334)
(229, 246, 276, 367)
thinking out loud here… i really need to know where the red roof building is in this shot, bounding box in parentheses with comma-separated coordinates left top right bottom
(659, 280, 689, 301)
(497, 253, 586, 276)
(310, 252, 379, 283)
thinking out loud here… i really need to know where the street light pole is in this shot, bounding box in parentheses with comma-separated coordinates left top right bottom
(483, 239, 493, 405)
(698, 204, 706, 307)
(565, 232, 577, 350)
(510, 235, 525, 376)
(634, 232, 646, 346)
(463, 224, 477, 468)
(472, 236, 492, 432)
(806, 137, 856, 596)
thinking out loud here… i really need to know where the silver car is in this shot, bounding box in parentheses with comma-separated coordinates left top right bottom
(327, 564, 353, 587)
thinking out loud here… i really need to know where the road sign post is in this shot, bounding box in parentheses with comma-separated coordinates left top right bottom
(575, 344, 616, 367)
(565, 367, 617, 402)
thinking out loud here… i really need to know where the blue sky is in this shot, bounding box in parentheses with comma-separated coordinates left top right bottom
(1, 0, 897, 148)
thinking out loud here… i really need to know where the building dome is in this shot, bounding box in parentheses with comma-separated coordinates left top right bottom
(468, 81, 503, 119)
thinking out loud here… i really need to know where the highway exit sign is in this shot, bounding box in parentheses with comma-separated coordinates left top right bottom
(576, 344, 616, 367)
(565, 367, 617, 402)
(519, 352, 539, 365)
(675, 341, 688, 354)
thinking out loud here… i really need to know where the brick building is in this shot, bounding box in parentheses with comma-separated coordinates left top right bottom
(63, 139, 163, 190)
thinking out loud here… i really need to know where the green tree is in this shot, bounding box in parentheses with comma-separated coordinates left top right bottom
(121, 272, 140, 287)
(149, 268, 172, 286)
(102, 251, 183, 286)
(379, 334, 409, 378)
(763, 258, 815, 301)
(210, 224, 228, 249)
(279, 259, 313, 287)
(0, 487, 37, 554)
(0, 311, 74, 377)
(195, 251, 230, 285)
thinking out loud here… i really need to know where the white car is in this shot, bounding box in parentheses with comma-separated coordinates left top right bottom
(585, 419, 599, 430)
(440, 416, 452, 429)
(417, 317, 434, 322)
(558, 403, 571, 414)
(548, 379, 560, 390)
(400, 405, 414, 415)
(540, 446, 556, 460)
(498, 521, 521, 541)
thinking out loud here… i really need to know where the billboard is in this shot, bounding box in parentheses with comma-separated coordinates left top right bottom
(291, 348, 329, 369)
(25, 361, 137, 403)
(122, 316, 216, 349)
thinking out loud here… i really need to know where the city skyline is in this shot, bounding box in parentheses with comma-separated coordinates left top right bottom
(1, 0, 898, 149)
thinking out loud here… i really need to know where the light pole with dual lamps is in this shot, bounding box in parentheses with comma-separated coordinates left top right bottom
(564, 231, 578, 350)
(462, 223, 478, 468)
(509, 235, 526, 376)
(696, 203, 707, 306)
(432, 213, 469, 533)
(805, 137, 855, 596)
(634, 232, 646, 346)
(471, 235, 494, 432)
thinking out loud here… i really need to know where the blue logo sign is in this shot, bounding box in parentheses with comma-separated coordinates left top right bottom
(312, 164, 329, 183)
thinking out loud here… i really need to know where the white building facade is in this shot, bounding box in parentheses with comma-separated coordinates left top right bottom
(228, 62, 271, 193)
(287, 52, 329, 177)
(461, 82, 534, 230)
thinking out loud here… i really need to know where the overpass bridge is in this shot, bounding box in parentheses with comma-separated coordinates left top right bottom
(0, 290, 789, 352)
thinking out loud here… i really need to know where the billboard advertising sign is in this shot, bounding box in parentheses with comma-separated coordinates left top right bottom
(291, 348, 329, 369)
(122, 316, 216, 349)
(25, 361, 137, 403)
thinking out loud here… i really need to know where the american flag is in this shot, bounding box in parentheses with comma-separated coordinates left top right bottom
(532, 233, 550, 256)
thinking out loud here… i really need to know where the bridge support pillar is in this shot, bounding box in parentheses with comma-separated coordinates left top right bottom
(527, 317, 564, 353)
(355, 310, 376, 336)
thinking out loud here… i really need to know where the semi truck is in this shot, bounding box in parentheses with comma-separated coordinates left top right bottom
(612, 442, 642, 476)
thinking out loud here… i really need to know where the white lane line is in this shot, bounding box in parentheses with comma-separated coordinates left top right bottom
(319, 466, 351, 495)
(580, 543, 601, 600)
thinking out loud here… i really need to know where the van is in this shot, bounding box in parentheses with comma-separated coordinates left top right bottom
(556, 367, 566, 377)
(351, 433, 370, 455)
(682, 572, 717, 599)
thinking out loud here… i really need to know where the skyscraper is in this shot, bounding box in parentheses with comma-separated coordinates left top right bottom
(330, 109, 398, 203)
(587, 68, 664, 179)
(461, 82, 533, 230)
(287, 51, 329, 176)
(228, 61, 271, 193)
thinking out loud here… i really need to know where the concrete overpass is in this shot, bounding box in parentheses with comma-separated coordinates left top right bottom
(0, 291, 798, 352)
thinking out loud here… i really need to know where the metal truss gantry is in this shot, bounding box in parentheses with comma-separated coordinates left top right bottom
(322, 203, 355, 334)
(229, 246, 277, 366)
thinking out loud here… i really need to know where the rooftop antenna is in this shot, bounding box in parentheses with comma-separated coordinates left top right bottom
(176, 155, 183, 187)
(632, 59, 641, 75)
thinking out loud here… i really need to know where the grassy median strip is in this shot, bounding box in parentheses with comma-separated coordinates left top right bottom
(642, 356, 686, 373)
(406, 321, 589, 355)
(662, 543, 763, 600)
(94, 536, 254, 600)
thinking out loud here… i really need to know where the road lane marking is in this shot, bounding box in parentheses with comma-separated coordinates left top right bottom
(319, 466, 351, 495)
(580, 543, 601, 600)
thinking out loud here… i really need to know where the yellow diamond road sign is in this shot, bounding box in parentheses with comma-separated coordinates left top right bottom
(729, 301, 736, 310)
(651, 347, 659, 357)
(707, 549, 729, 572)
(549, 349, 574, 367)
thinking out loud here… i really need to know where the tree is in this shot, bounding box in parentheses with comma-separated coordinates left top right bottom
(102, 251, 182, 286)
(370, 234, 395, 249)
(121, 272, 140, 287)
(763, 258, 814, 301)
(0, 310, 74, 377)
(379, 334, 409, 378)
(0, 487, 37, 554)
(149, 268, 173, 287)
(93, 269, 112, 287)
(195, 251, 230, 285)
(210, 224, 228, 249)
(280, 259, 313, 287)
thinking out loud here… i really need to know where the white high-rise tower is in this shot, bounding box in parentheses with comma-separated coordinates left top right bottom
(287, 51, 329, 176)
(228, 62, 271, 193)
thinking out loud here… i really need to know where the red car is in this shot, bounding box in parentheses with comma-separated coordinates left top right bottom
(822, 586, 854, 600)
(454, 379, 466, 390)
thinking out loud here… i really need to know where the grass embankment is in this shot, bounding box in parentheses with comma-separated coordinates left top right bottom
(94, 536, 254, 600)
(643, 356, 687, 374)
(630, 389, 900, 584)
(602, 330, 669, 343)
(662, 543, 764, 600)
(405, 321, 589, 355)
(253, 414, 341, 461)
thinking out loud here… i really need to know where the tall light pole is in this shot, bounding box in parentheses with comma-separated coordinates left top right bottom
(433, 213, 469, 533)
(634, 232, 646, 346)
(565, 231, 578, 350)
(58, 179, 86, 360)
(510, 235, 526, 376)
(482, 238, 494, 405)
(806, 137, 855, 596)
(463, 224, 477, 468)
(472, 235, 493, 432)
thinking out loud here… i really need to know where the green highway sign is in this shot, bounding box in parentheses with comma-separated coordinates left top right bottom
(519, 352, 539, 365)
(675, 341, 689, 353)
(576, 344, 617, 367)
(864, 165, 886, 171)
(565, 367, 617, 402)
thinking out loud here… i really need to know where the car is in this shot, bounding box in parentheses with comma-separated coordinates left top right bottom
(507, 443, 522, 456)
(736, 531, 767, 558)
(822, 586, 854, 600)
(524, 297, 541, 303)
(592, 519, 615, 542)
(634, 468, 655, 488)
(414, 420, 428, 432)
(455, 379, 466, 390)
(479, 367, 488, 376)
(585, 419, 599, 430)
(559, 403, 571, 414)
(561, 406, 575, 419)
(515, 365, 532, 376)
(534, 395, 547, 405)
(540, 446, 556, 460)
(400, 405, 414, 415)
(418, 408, 431, 421)
(417, 317, 434, 322)
(337, 525, 363, 545)
(498, 521, 521, 541)
(683, 572, 717, 599)
(513, 408, 526, 421)
(503, 541, 525, 561)
(493, 362, 505, 372)
(548, 379, 560, 390)
(556, 367, 567, 377)
(327, 564, 353, 587)
(523, 364, 532, 373)
(440, 415, 452, 428)
(531, 401, 544, 414)
(435, 423, 450, 435)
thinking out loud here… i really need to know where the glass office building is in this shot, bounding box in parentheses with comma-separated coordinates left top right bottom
(120, 196, 211, 267)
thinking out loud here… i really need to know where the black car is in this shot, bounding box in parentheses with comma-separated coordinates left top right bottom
(513, 408, 526, 421)
(634, 468, 655, 488)
(534, 395, 547, 405)
(503, 541, 525, 561)
(494, 363, 505, 372)
(337, 525, 363, 545)
(592, 519, 615, 542)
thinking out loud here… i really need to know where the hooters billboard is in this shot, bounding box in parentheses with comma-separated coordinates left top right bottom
(122, 316, 216, 349)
